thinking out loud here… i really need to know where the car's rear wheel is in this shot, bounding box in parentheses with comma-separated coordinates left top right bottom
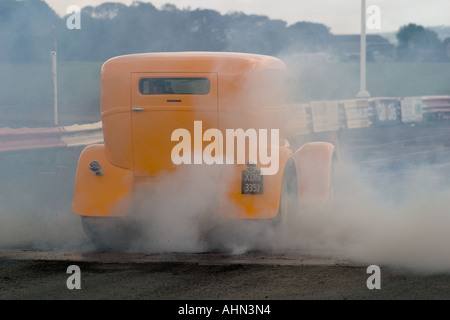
(81, 216, 138, 250)
(326, 152, 337, 209)
(275, 160, 299, 227)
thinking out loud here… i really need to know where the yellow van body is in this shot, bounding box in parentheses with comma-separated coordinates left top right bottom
(72, 52, 335, 240)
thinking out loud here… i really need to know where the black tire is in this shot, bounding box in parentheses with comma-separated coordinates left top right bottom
(326, 152, 337, 209)
(81, 216, 138, 251)
(274, 160, 299, 226)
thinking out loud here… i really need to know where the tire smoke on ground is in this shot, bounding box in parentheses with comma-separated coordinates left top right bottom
(1, 127, 450, 274)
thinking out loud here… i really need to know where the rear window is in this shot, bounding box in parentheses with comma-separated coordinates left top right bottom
(139, 78, 210, 95)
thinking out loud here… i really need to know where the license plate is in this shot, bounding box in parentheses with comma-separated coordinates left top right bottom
(241, 166, 263, 194)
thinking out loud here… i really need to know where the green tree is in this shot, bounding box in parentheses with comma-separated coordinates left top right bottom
(396, 23, 443, 62)
(0, 0, 58, 62)
(285, 21, 332, 53)
(442, 37, 450, 61)
(224, 12, 287, 55)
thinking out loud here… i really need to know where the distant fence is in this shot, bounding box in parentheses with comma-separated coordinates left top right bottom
(285, 95, 450, 138)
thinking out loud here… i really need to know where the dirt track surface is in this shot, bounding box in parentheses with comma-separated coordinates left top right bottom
(2, 121, 450, 300)
(2, 250, 450, 300)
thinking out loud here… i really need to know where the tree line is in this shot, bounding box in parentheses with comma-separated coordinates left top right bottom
(0, 0, 449, 63)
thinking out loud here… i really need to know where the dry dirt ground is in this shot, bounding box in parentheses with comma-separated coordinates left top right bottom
(2, 250, 450, 300)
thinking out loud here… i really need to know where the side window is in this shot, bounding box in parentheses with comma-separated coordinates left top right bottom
(139, 78, 210, 95)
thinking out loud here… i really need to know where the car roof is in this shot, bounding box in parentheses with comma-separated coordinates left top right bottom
(102, 51, 286, 74)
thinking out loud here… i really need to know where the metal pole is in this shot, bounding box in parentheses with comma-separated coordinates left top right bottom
(52, 50, 58, 126)
(357, 0, 370, 98)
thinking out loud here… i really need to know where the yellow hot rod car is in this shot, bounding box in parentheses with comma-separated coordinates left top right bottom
(72, 52, 335, 248)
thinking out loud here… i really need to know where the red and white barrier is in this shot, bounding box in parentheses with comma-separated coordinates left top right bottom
(422, 96, 450, 119)
(1, 94, 449, 153)
(0, 121, 103, 153)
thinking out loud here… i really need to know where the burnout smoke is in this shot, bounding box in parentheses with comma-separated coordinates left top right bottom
(0, 150, 88, 250)
(119, 116, 450, 274)
(127, 163, 242, 253)
(307, 164, 450, 274)
(208, 144, 450, 274)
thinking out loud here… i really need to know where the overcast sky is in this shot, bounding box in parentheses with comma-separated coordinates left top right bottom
(44, 0, 450, 34)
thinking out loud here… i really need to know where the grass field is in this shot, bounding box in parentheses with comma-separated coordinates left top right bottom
(286, 59, 450, 102)
(0, 59, 449, 127)
(0, 61, 102, 127)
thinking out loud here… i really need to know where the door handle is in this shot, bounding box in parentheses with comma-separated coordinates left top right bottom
(132, 106, 144, 112)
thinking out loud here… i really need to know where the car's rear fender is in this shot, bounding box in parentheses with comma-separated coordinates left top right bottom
(291, 142, 335, 208)
(72, 144, 134, 217)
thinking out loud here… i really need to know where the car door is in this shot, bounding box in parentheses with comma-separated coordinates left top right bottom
(130, 72, 218, 177)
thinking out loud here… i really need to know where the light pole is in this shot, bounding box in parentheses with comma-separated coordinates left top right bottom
(357, 0, 371, 98)
(51, 25, 58, 126)
(51, 50, 58, 126)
